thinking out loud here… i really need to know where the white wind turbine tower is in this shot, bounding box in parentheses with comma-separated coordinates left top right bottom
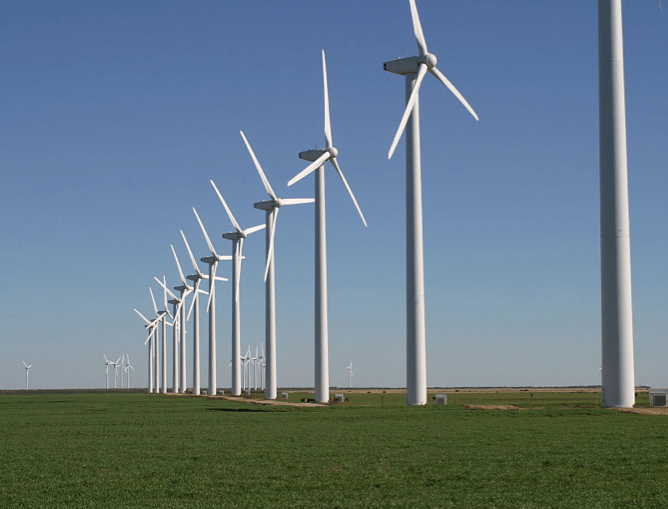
(112, 355, 122, 389)
(23, 361, 33, 390)
(384, 0, 478, 405)
(241, 130, 314, 400)
(150, 286, 171, 394)
(287, 49, 367, 404)
(134, 308, 159, 393)
(171, 243, 198, 394)
(155, 276, 188, 394)
(193, 207, 232, 396)
(180, 230, 210, 395)
(125, 355, 135, 388)
(346, 362, 353, 389)
(103, 354, 115, 389)
(597, 0, 649, 407)
(210, 180, 265, 397)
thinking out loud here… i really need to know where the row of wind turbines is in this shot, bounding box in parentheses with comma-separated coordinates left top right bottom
(132, 0, 644, 407)
(103, 354, 135, 389)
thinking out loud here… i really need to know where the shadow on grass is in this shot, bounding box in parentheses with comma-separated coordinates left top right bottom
(206, 407, 268, 413)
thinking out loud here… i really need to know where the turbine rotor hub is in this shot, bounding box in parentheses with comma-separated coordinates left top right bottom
(328, 146, 339, 158)
(418, 52, 438, 69)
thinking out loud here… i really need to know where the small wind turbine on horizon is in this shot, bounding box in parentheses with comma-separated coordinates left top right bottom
(346, 362, 353, 389)
(23, 361, 33, 390)
(124, 355, 135, 388)
(241, 130, 314, 400)
(210, 180, 265, 397)
(103, 354, 115, 390)
(287, 49, 367, 404)
(384, 0, 478, 405)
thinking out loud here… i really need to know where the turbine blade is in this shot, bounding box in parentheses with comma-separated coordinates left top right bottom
(429, 66, 479, 121)
(171, 245, 187, 284)
(193, 208, 218, 257)
(149, 287, 159, 315)
(162, 276, 172, 316)
(207, 262, 217, 313)
(154, 276, 177, 300)
(243, 223, 266, 236)
(288, 151, 330, 187)
(187, 279, 201, 321)
(279, 198, 315, 205)
(210, 180, 241, 233)
(264, 208, 279, 282)
(388, 62, 428, 160)
(409, 0, 428, 56)
(240, 131, 278, 201)
(134, 308, 151, 325)
(330, 157, 368, 227)
(322, 49, 332, 149)
(235, 239, 243, 304)
(181, 230, 204, 277)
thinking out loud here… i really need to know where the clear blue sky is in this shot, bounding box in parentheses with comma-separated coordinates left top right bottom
(1, 1, 666, 390)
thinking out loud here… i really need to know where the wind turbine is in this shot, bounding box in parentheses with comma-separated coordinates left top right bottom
(150, 286, 171, 394)
(384, 0, 478, 405)
(241, 130, 314, 400)
(346, 362, 353, 389)
(171, 244, 196, 394)
(193, 207, 232, 396)
(155, 275, 188, 394)
(112, 355, 122, 389)
(210, 180, 265, 397)
(125, 355, 135, 388)
(287, 49, 367, 404)
(180, 230, 210, 396)
(23, 361, 33, 390)
(134, 308, 159, 393)
(103, 354, 115, 390)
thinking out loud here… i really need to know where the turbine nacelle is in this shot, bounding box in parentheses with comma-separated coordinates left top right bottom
(383, 56, 420, 75)
(223, 231, 247, 241)
(298, 147, 337, 163)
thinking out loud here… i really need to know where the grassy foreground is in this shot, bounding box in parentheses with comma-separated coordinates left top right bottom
(0, 391, 666, 508)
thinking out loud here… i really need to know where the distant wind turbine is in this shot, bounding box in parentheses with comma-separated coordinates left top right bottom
(134, 308, 159, 393)
(23, 361, 33, 390)
(125, 355, 135, 388)
(103, 354, 115, 390)
(287, 49, 367, 404)
(180, 230, 210, 395)
(384, 0, 478, 405)
(346, 362, 353, 389)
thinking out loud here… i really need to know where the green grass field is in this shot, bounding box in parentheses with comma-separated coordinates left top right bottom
(0, 390, 666, 508)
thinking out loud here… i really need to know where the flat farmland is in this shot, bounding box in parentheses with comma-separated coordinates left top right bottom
(0, 390, 666, 508)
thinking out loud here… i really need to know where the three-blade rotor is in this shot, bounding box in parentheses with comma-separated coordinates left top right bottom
(288, 49, 367, 228)
(211, 180, 265, 302)
(193, 207, 232, 312)
(241, 130, 314, 281)
(387, 0, 479, 160)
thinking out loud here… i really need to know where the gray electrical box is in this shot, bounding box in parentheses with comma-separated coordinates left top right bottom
(650, 389, 668, 407)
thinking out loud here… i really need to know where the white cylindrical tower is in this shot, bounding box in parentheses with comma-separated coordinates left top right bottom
(598, 0, 635, 408)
